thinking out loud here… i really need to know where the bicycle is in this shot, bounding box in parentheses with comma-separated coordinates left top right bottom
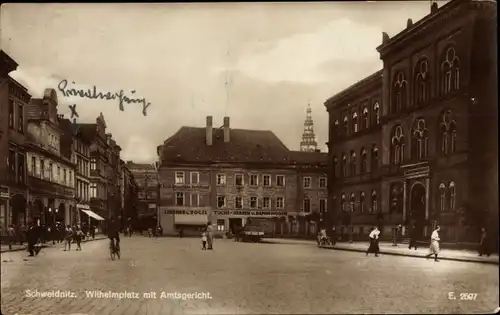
(109, 239, 120, 260)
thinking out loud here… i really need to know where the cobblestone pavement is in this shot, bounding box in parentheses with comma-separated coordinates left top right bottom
(1, 237, 498, 315)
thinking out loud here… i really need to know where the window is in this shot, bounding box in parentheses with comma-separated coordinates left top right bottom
(90, 183, 97, 198)
(276, 175, 285, 187)
(31, 156, 36, 176)
(332, 156, 338, 178)
(333, 120, 339, 138)
(190, 193, 199, 206)
(8, 150, 16, 181)
(319, 177, 327, 188)
(217, 174, 226, 185)
(360, 148, 367, 173)
(373, 102, 380, 125)
(303, 198, 311, 213)
(371, 146, 379, 172)
(49, 163, 53, 181)
(249, 174, 258, 186)
(216, 196, 226, 208)
(69, 171, 73, 188)
(217, 219, 225, 232)
(57, 166, 60, 183)
(352, 112, 358, 133)
(18, 153, 25, 184)
(360, 192, 366, 213)
(390, 183, 403, 213)
(343, 116, 348, 136)
(439, 183, 446, 212)
(362, 107, 369, 130)
(392, 71, 408, 113)
(350, 151, 356, 176)
(391, 125, 405, 164)
(8, 99, 14, 129)
(319, 199, 327, 214)
(340, 194, 346, 211)
(235, 196, 243, 209)
(190, 172, 199, 185)
(235, 174, 244, 186)
(263, 175, 271, 186)
(411, 118, 428, 161)
(371, 191, 378, 213)
(18, 104, 24, 133)
(414, 58, 430, 106)
(449, 181, 456, 212)
(91, 158, 96, 170)
(303, 177, 311, 188)
(342, 154, 347, 177)
(40, 159, 45, 179)
(439, 109, 457, 155)
(276, 197, 285, 209)
(176, 192, 185, 206)
(440, 47, 460, 96)
(173, 172, 184, 184)
(250, 197, 258, 209)
(263, 197, 270, 209)
(350, 193, 355, 212)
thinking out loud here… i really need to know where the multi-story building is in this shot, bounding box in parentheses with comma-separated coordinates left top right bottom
(106, 137, 122, 221)
(121, 160, 139, 223)
(325, 0, 498, 245)
(126, 162, 158, 223)
(60, 117, 91, 225)
(0, 50, 31, 228)
(25, 89, 76, 226)
(156, 115, 327, 236)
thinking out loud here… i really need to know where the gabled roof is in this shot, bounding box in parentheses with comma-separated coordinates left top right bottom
(160, 127, 292, 164)
(126, 162, 156, 170)
(76, 123, 97, 143)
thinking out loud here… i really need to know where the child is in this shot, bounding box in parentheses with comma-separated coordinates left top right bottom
(75, 225, 84, 251)
(201, 232, 207, 250)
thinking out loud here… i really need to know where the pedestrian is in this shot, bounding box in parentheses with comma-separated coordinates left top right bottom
(366, 226, 380, 257)
(201, 232, 207, 250)
(75, 225, 83, 251)
(64, 225, 73, 251)
(26, 222, 38, 257)
(206, 222, 214, 250)
(408, 224, 418, 250)
(478, 227, 491, 257)
(90, 224, 96, 240)
(7, 224, 15, 251)
(426, 225, 441, 262)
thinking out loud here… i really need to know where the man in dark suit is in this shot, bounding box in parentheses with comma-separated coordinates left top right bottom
(26, 222, 39, 257)
(408, 224, 418, 250)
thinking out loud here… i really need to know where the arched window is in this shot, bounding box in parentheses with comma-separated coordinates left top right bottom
(411, 118, 429, 161)
(440, 47, 460, 96)
(350, 192, 355, 212)
(333, 120, 339, 139)
(371, 145, 379, 172)
(342, 154, 347, 177)
(414, 58, 430, 106)
(373, 102, 380, 125)
(362, 107, 369, 130)
(392, 71, 408, 114)
(391, 125, 405, 164)
(371, 190, 378, 213)
(439, 183, 446, 212)
(439, 109, 457, 155)
(449, 181, 456, 211)
(352, 112, 358, 133)
(341, 193, 346, 211)
(332, 156, 338, 178)
(360, 148, 367, 173)
(343, 116, 349, 136)
(350, 151, 356, 176)
(360, 192, 366, 213)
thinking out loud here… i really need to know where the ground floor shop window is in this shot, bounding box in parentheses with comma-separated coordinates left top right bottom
(217, 219, 225, 232)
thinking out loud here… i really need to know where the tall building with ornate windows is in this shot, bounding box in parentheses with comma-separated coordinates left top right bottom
(325, 0, 497, 248)
(300, 104, 318, 152)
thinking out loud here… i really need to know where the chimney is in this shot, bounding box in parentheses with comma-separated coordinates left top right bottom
(431, 1, 438, 13)
(223, 116, 230, 143)
(206, 116, 213, 146)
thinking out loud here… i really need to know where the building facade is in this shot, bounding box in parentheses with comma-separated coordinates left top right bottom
(0, 50, 31, 229)
(156, 116, 327, 236)
(25, 89, 76, 226)
(125, 162, 158, 228)
(325, 0, 498, 244)
(121, 160, 139, 224)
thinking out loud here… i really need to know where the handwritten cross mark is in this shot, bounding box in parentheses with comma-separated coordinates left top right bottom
(69, 104, 79, 119)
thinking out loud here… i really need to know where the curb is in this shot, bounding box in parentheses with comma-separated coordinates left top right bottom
(0, 237, 107, 253)
(319, 245, 500, 265)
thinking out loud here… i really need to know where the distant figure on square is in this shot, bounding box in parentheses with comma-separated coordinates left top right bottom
(74, 225, 84, 251)
(64, 225, 73, 251)
(206, 222, 214, 250)
(366, 226, 380, 257)
(426, 226, 440, 262)
(201, 232, 207, 250)
(478, 227, 491, 257)
(408, 224, 418, 250)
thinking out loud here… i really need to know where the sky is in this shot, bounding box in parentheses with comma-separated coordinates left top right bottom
(1, 2, 440, 163)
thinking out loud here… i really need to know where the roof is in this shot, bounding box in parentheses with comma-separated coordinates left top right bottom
(160, 127, 292, 164)
(76, 123, 97, 142)
(126, 162, 156, 170)
(59, 118, 74, 141)
(288, 151, 328, 166)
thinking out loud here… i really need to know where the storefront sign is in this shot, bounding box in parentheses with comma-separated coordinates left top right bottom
(213, 210, 286, 217)
(163, 184, 210, 189)
(164, 209, 209, 215)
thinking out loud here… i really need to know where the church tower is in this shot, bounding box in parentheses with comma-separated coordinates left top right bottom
(300, 104, 318, 152)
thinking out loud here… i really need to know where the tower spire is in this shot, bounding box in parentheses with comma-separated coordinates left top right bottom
(300, 103, 318, 152)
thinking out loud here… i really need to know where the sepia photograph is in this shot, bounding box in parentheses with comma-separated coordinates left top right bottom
(0, 1, 498, 314)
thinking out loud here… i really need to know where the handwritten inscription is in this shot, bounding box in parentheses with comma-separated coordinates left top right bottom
(58, 79, 151, 116)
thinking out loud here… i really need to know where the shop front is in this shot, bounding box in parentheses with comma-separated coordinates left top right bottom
(0, 186, 9, 230)
(212, 210, 287, 235)
(159, 208, 209, 236)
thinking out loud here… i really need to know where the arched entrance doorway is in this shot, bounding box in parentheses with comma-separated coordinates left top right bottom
(57, 203, 66, 224)
(33, 199, 44, 225)
(409, 183, 426, 239)
(10, 194, 26, 225)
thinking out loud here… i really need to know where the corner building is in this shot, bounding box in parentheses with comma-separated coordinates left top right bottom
(325, 0, 497, 245)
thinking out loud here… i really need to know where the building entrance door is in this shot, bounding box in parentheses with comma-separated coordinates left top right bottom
(409, 183, 426, 240)
(229, 218, 242, 233)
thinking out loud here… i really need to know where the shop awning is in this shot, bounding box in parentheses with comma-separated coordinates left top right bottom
(81, 210, 105, 221)
(174, 214, 207, 225)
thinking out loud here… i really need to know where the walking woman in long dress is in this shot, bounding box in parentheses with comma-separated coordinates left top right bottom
(366, 226, 380, 257)
(426, 225, 441, 262)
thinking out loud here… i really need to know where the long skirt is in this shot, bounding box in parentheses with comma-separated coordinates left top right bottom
(429, 240, 440, 254)
(367, 238, 379, 253)
(207, 232, 213, 249)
